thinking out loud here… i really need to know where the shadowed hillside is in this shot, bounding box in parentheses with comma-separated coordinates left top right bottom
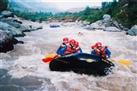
(0, 0, 8, 11)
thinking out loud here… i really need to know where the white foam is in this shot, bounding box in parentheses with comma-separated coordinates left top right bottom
(1, 22, 137, 91)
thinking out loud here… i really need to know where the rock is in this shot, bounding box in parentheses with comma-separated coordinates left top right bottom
(82, 21, 90, 26)
(104, 27, 121, 32)
(25, 25, 43, 32)
(36, 26, 43, 30)
(0, 30, 15, 52)
(13, 19, 22, 24)
(103, 14, 111, 22)
(0, 11, 14, 18)
(84, 25, 93, 30)
(0, 18, 30, 32)
(84, 20, 105, 30)
(0, 85, 23, 91)
(126, 25, 137, 36)
(0, 22, 25, 37)
(0, 15, 3, 19)
(102, 15, 112, 27)
(90, 20, 105, 30)
(0, 69, 8, 78)
(112, 20, 124, 30)
(1, 18, 22, 28)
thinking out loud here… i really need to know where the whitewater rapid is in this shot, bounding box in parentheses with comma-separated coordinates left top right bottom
(0, 21, 137, 91)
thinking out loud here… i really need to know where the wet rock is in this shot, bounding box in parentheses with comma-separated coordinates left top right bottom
(83, 20, 102, 30)
(104, 27, 121, 32)
(11, 76, 43, 86)
(10, 76, 43, 91)
(84, 25, 93, 30)
(0, 10, 14, 18)
(126, 25, 137, 36)
(0, 30, 16, 52)
(0, 85, 23, 91)
(1, 18, 22, 28)
(103, 14, 111, 22)
(82, 21, 90, 26)
(0, 69, 8, 78)
(102, 14, 113, 27)
(89, 20, 105, 30)
(112, 20, 125, 30)
(0, 18, 31, 32)
(84, 14, 124, 31)
(0, 21, 25, 37)
(36, 26, 43, 30)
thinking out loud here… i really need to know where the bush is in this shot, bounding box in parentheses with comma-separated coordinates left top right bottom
(9, 9, 53, 21)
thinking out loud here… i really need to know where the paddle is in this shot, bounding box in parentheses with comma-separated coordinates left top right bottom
(111, 59, 132, 67)
(42, 54, 59, 63)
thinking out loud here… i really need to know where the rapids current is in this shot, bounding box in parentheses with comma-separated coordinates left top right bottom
(0, 22, 137, 91)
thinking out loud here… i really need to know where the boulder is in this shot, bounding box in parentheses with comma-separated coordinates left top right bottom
(82, 21, 90, 26)
(84, 20, 105, 30)
(1, 18, 22, 28)
(0, 11, 14, 18)
(112, 20, 124, 30)
(0, 18, 30, 32)
(84, 25, 93, 30)
(103, 14, 111, 22)
(23, 25, 43, 32)
(0, 22, 25, 37)
(104, 27, 121, 32)
(85, 14, 124, 31)
(102, 14, 113, 27)
(126, 25, 137, 36)
(90, 20, 105, 30)
(0, 30, 16, 52)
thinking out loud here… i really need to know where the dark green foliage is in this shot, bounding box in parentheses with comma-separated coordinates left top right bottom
(0, 0, 8, 11)
(127, 1, 137, 27)
(7, 0, 137, 28)
(80, 9, 104, 23)
(102, 0, 137, 28)
(9, 9, 53, 21)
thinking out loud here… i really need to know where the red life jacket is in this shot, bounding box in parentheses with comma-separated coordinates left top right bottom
(94, 46, 107, 59)
(64, 44, 77, 55)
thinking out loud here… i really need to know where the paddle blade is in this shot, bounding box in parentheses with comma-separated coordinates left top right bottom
(42, 54, 57, 63)
(118, 59, 132, 66)
(42, 58, 54, 63)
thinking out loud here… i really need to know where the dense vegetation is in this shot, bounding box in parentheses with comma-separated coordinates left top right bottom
(0, 0, 8, 11)
(7, 0, 137, 28)
(9, 9, 53, 22)
(101, 0, 137, 28)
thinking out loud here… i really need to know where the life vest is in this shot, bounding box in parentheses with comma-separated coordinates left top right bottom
(94, 46, 107, 59)
(64, 44, 77, 55)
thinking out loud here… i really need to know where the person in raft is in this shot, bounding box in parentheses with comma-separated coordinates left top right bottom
(56, 37, 69, 56)
(64, 39, 82, 55)
(91, 42, 111, 60)
(56, 38, 82, 56)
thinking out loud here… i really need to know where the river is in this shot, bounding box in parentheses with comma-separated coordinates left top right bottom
(0, 21, 137, 91)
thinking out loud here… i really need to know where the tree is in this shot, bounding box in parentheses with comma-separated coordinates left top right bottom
(0, 0, 8, 11)
(83, 6, 92, 16)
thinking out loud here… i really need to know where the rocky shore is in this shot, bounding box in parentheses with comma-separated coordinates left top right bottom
(80, 14, 137, 36)
(0, 10, 42, 53)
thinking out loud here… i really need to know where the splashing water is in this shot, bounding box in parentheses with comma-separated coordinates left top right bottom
(0, 21, 137, 91)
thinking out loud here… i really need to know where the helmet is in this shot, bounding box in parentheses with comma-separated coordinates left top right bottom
(63, 37, 69, 42)
(96, 42, 102, 47)
(69, 39, 76, 45)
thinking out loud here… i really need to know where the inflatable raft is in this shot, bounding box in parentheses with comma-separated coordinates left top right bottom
(49, 53, 114, 76)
